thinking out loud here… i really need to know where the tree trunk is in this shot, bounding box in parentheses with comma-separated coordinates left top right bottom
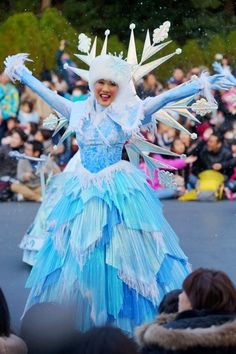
(224, 0, 235, 16)
(41, 0, 52, 12)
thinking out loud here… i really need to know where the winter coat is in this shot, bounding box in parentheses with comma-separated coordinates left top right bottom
(0, 334, 27, 354)
(192, 143, 233, 178)
(136, 310, 236, 354)
(17, 159, 41, 188)
(0, 145, 24, 178)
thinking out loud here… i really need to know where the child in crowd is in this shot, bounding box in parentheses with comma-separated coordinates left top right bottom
(1, 117, 19, 145)
(34, 128, 54, 154)
(0, 128, 27, 179)
(11, 140, 43, 202)
(18, 100, 40, 124)
(22, 122, 39, 141)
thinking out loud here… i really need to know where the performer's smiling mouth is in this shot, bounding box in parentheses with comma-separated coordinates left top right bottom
(100, 93, 111, 101)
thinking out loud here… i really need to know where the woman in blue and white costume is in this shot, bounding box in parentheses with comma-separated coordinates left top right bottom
(4, 39, 233, 333)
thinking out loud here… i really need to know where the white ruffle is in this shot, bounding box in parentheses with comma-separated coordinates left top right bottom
(71, 160, 134, 190)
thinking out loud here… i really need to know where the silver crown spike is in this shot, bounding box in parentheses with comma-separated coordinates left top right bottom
(74, 54, 92, 66)
(63, 63, 89, 81)
(90, 36, 97, 59)
(101, 29, 110, 55)
(133, 49, 181, 82)
(140, 40, 172, 65)
(141, 29, 151, 63)
(127, 24, 138, 65)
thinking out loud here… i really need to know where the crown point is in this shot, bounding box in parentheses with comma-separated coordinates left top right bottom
(63, 63, 69, 69)
(175, 48, 182, 55)
(164, 20, 171, 27)
(129, 23, 136, 30)
(105, 29, 110, 36)
(53, 145, 58, 150)
(191, 133, 198, 140)
(181, 154, 187, 159)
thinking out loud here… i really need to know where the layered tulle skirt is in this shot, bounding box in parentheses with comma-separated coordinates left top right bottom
(24, 160, 190, 333)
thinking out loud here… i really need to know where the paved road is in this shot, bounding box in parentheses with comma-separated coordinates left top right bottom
(0, 200, 236, 333)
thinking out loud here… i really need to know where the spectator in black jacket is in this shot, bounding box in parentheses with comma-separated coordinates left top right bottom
(0, 128, 27, 179)
(191, 133, 233, 178)
(136, 268, 236, 354)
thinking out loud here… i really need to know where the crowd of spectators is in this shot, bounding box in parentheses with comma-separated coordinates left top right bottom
(1, 267, 236, 353)
(0, 43, 236, 202)
(138, 55, 236, 201)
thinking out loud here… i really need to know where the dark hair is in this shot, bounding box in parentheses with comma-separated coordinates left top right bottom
(231, 139, 236, 146)
(171, 138, 185, 151)
(11, 127, 28, 142)
(29, 122, 39, 136)
(159, 289, 182, 314)
(37, 128, 53, 141)
(21, 100, 34, 112)
(73, 326, 138, 354)
(7, 116, 19, 124)
(73, 85, 88, 95)
(210, 133, 223, 144)
(27, 140, 44, 155)
(21, 302, 76, 354)
(0, 288, 10, 336)
(143, 72, 156, 81)
(183, 268, 236, 312)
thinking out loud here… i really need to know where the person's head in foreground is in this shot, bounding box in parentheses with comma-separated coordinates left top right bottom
(136, 268, 236, 354)
(158, 289, 182, 314)
(72, 326, 138, 354)
(21, 302, 77, 354)
(0, 287, 10, 337)
(0, 287, 27, 353)
(179, 267, 236, 313)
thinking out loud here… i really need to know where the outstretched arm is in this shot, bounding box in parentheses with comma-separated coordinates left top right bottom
(212, 61, 236, 85)
(143, 80, 201, 117)
(142, 74, 234, 124)
(4, 54, 72, 119)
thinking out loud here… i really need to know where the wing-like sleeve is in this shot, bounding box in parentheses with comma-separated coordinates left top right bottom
(142, 80, 201, 125)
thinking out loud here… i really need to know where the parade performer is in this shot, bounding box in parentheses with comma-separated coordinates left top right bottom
(4, 22, 233, 333)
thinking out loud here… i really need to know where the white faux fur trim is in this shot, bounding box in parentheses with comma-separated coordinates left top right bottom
(136, 316, 236, 350)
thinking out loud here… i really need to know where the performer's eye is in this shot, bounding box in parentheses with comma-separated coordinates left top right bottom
(110, 81, 117, 87)
(98, 80, 105, 85)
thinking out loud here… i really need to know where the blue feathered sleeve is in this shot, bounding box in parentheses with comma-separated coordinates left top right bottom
(4, 53, 72, 119)
(142, 79, 201, 125)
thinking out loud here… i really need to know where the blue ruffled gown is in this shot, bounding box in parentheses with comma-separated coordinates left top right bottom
(24, 106, 190, 334)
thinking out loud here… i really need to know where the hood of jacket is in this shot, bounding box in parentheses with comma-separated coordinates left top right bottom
(135, 311, 236, 351)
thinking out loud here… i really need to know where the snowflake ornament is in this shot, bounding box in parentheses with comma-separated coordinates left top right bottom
(78, 33, 92, 53)
(158, 170, 177, 189)
(43, 113, 59, 130)
(153, 21, 171, 44)
(191, 98, 218, 116)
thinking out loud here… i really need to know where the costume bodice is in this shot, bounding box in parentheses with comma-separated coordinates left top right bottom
(76, 114, 129, 173)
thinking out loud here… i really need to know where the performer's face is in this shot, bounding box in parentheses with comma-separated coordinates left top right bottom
(94, 79, 119, 107)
